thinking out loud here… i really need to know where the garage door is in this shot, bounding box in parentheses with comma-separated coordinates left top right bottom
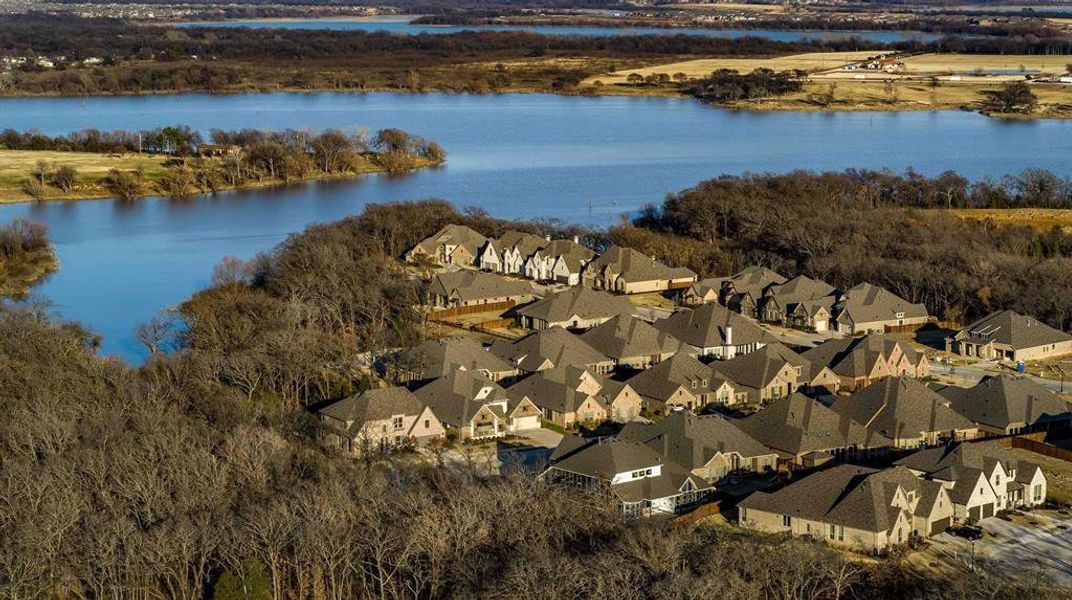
(981, 503, 995, 519)
(512, 416, 540, 432)
(968, 506, 982, 521)
(930, 517, 951, 535)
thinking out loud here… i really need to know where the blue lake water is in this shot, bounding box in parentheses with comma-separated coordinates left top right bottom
(0, 91, 1068, 360)
(175, 16, 946, 43)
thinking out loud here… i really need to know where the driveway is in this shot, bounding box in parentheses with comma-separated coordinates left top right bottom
(928, 360, 1070, 393)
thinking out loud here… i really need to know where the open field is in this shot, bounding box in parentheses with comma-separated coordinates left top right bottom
(0, 150, 170, 202)
(585, 51, 878, 85)
(932, 208, 1072, 231)
(899, 53, 1072, 76)
(665, 2, 788, 13)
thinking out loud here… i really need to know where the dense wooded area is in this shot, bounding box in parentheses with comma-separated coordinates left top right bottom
(631, 168, 1072, 329)
(0, 218, 54, 297)
(2, 197, 1070, 598)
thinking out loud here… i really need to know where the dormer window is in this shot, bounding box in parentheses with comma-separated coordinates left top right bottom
(895, 312, 905, 319)
(392, 416, 404, 430)
(631, 468, 653, 479)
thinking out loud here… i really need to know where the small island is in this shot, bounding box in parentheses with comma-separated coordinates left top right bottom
(0, 219, 57, 297)
(0, 126, 445, 203)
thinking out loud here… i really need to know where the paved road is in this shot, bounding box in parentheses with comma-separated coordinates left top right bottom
(929, 360, 1071, 394)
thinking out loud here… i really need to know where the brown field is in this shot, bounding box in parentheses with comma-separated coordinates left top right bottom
(899, 53, 1072, 76)
(932, 208, 1072, 231)
(665, 2, 788, 12)
(585, 51, 878, 86)
(0, 150, 170, 202)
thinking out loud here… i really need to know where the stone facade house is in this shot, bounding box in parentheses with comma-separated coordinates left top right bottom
(831, 377, 978, 449)
(386, 338, 517, 384)
(735, 393, 891, 468)
(896, 441, 1048, 522)
(514, 286, 634, 330)
(937, 375, 1072, 435)
(507, 366, 609, 428)
(720, 266, 786, 319)
(413, 370, 541, 440)
(597, 380, 645, 423)
(480, 230, 549, 275)
(428, 271, 534, 309)
(760, 275, 838, 331)
(523, 238, 595, 284)
(626, 352, 736, 412)
(738, 465, 954, 553)
(946, 309, 1072, 362)
(542, 436, 714, 517)
(582, 245, 697, 294)
(834, 282, 929, 335)
(619, 412, 778, 483)
(653, 302, 775, 360)
(681, 277, 728, 306)
(318, 387, 446, 454)
(405, 224, 488, 267)
(490, 327, 614, 374)
(580, 314, 683, 369)
(802, 333, 927, 392)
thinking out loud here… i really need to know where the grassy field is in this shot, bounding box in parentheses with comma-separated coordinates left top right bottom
(931, 208, 1072, 231)
(899, 53, 1072, 76)
(585, 51, 878, 86)
(0, 150, 170, 202)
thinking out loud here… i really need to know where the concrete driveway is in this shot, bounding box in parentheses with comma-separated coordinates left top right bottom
(928, 360, 1069, 394)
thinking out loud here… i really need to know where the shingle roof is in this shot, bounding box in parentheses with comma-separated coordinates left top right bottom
(736, 393, 889, 456)
(939, 375, 1071, 432)
(740, 464, 921, 533)
(764, 275, 837, 313)
(895, 440, 1041, 486)
(832, 377, 975, 440)
(412, 370, 517, 428)
(802, 333, 917, 379)
(538, 238, 595, 262)
(954, 309, 1072, 350)
(490, 327, 611, 373)
(410, 224, 488, 257)
(836, 282, 928, 325)
(626, 352, 721, 401)
(653, 303, 775, 349)
(726, 266, 786, 300)
(585, 245, 697, 284)
(319, 387, 427, 433)
(429, 270, 533, 303)
(495, 230, 549, 257)
(391, 338, 515, 380)
(515, 286, 635, 324)
(507, 366, 603, 414)
(580, 314, 683, 361)
(710, 343, 799, 390)
(619, 412, 773, 469)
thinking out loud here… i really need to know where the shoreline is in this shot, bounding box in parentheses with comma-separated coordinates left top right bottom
(0, 156, 443, 205)
(0, 249, 58, 298)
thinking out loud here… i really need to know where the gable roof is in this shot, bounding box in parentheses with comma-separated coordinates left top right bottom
(832, 377, 975, 440)
(412, 370, 519, 428)
(725, 266, 787, 299)
(895, 440, 1044, 503)
(802, 333, 917, 378)
(836, 282, 928, 325)
(939, 375, 1071, 432)
(585, 245, 697, 284)
(391, 338, 515, 380)
(490, 327, 610, 373)
(626, 352, 721, 401)
(429, 270, 533, 302)
(764, 275, 837, 308)
(711, 343, 801, 390)
(319, 387, 427, 433)
(653, 303, 775, 349)
(507, 366, 603, 415)
(953, 309, 1072, 350)
(736, 393, 889, 456)
(410, 224, 488, 257)
(739, 464, 923, 533)
(580, 314, 683, 360)
(537, 238, 595, 262)
(619, 412, 773, 469)
(494, 230, 549, 257)
(515, 286, 635, 324)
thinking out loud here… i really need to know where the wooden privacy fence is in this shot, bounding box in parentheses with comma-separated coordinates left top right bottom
(430, 300, 516, 320)
(995, 433, 1072, 462)
(473, 318, 513, 331)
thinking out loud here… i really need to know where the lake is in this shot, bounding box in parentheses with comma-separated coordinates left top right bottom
(175, 16, 946, 43)
(0, 91, 1069, 360)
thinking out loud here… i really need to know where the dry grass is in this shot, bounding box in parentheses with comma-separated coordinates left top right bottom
(665, 2, 788, 13)
(933, 208, 1072, 231)
(0, 150, 170, 203)
(900, 53, 1072, 76)
(584, 51, 878, 85)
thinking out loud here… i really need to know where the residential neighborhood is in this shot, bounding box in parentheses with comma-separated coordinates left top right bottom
(315, 222, 1072, 567)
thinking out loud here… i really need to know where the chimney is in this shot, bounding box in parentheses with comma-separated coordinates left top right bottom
(725, 325, 733, 346)
(573, 235, 580, 244)
(545, 234, 552, 241)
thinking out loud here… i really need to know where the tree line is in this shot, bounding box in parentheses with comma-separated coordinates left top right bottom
(0, 219, 54, 297)
(631, 168, 1072, 329)
(2, 206, 1068, 598)
(683, 68, 805, 102)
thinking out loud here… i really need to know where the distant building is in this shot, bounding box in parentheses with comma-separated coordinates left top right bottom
(582, 245, 697, 294)
(946, 309, 1072, 362)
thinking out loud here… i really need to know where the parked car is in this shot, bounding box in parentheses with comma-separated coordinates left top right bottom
(948, 525, 984, 541)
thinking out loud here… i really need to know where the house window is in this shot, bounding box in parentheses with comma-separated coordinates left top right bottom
(381, 424, 387, 433)
(424, 419, 430, 429)
(996, 475, 1001, 486)
(1034, 484, 1043, 502)
(691, 380, 697, 390)
(631, 469, 653, 479)
(701, 379, 708, 387)
(828, 524, 844, 541)
(393, 416, 404, 430)
(783, 515, 792, 527)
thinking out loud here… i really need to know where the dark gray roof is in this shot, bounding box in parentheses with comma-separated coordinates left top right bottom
(507, 366, 603, 414)
(429, 270, 533, 302)
(619, 412, 774, 469)
(653, 303, 775, 349)
(412, 370, 518, 428)
(895, 440, 1041, 486)
(763, 275, 837, 313)
(953, 309, 1072, 350)
(319, 387, 426, 434)
(939, 375, 1071, 432)
(490, 327, 611, 373)
(725, 266, 786, 300)
(585, 245, 697, 284)
(580, 314, 683, 361)
(409, 224, 488, 257)
(740, 464, 927, 533)
(832, 377, 975, 440)
(802, 333, 919, 379)
(391, 337, 515, 380)
(736, 393, 890, 456)
(836, 282, 928, 325)
(515, 286, 635, 324)
(626, 352, 723, 401)
(711, 343, 800, 390)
